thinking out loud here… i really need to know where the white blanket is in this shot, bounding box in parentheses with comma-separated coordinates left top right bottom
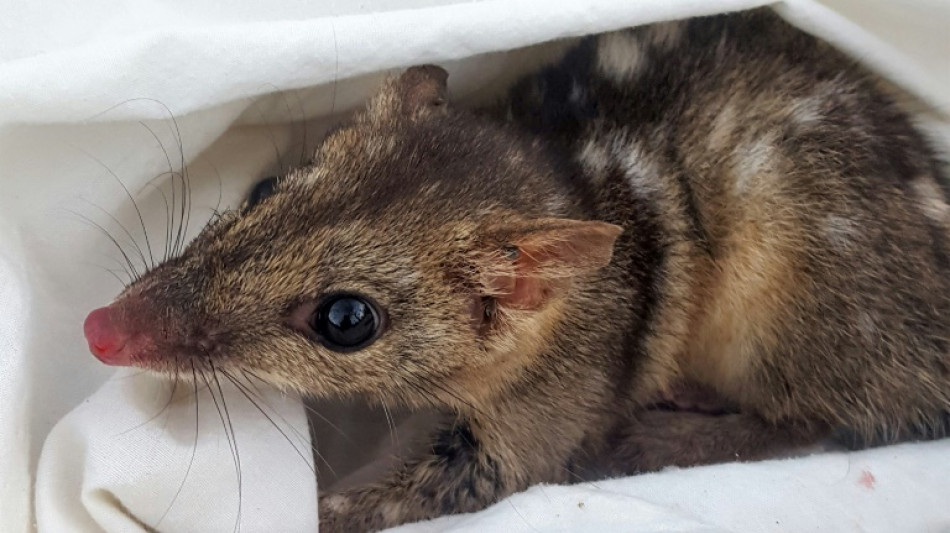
(1, 0, 948, 531)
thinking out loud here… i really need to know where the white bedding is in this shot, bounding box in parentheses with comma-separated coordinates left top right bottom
(1, 0, 948, 531)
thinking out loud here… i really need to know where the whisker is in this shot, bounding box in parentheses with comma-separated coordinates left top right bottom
(241, 369, 354, 443)
(329, 20, 339, 117)
(133, 98, 188, 260)
(506, 498, 540, 533)
(562, 462, 602, 488)
(249, 96, 286, 178)
(115, 376, 179, 436)
(139, 175, 175, 261)
(86, 250, 138, 284)
(199, 365, 242, 533)
(273, 85, 310, 168)
(259, 83, 306, 170)
(220, 371, 334, 478)
(298, 402, 357, 446)
(136, 121, 179, 263)
(286, 89, 310, 168)
(402, 379, 447, 415)
(380, 400, 399, 452)
(78, 259, 130, 286)
(156, 363, 183, 435)
(209, 363, 243, 533)
(196, 154, 225, 220)
(231, 370, 343, 477)
(103, 269, 128, 286)
(177, 154, 193, 257)
(167, 159, 179, 261)
(154, 361, 201, 530)
(68, 209, 140, 280)
(169, 118, 191, 255)
(75, 198, 150, 271)
(415, 377, 487, 420)
(70, 145, 155, 271)
(137, 121, 177, 188)
(106, 369, 149, 381)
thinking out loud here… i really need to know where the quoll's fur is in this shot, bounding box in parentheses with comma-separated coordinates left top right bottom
(85, 8, 950, 532)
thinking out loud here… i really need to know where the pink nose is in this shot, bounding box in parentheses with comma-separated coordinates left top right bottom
(83, 307, 132, 366)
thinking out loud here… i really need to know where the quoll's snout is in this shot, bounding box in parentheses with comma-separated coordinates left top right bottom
(83, 306, 133, 366)
(83, 296, 222, 369)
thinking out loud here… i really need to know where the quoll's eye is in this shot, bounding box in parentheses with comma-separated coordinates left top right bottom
(246, 176, 280, 207)
(312, 293, 382, 351)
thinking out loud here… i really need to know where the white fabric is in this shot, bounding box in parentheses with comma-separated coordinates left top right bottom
(0, 0, 947, 531)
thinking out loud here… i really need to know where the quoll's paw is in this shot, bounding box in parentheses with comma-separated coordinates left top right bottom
(608, 409, 731, 473)
(318, 492, 356, 533)
(648, 382, 737, 415)
(318, 491, 396, 533)
(605, 410, 818, 475)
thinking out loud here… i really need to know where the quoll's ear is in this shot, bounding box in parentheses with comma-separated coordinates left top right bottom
(365, 65, 450, 123)
(397, 65, 449, 111)
(476, 218, 623, 311)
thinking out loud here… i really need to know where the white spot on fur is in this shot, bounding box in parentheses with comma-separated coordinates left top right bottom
(597, 32, 647, 82)
(646, 21, 684, 50)
(912, 177, 949, 223)
(545, 196, 567, 215)
(709, 102, 737, 151)
(569, 81, 586, 105)
(578, 134, 664, 194)
(823, 214, 860, 250)
(322, 495, 349, 513)
(733, 137, 776, 194)
(577, 138, 611, 183)
(789, 96, 824, 126)
(621, 140, 662, 199)
(380, 501, 403, 524)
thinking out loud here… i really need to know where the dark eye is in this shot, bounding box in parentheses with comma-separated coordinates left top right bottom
(312, 293, 382, 351)
(247, 176, 280, 207)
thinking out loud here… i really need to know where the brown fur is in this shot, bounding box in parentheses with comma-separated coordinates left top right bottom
(92, 8, 950, 532)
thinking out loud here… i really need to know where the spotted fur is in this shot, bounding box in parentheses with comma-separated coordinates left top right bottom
(104, 8, 950, 532)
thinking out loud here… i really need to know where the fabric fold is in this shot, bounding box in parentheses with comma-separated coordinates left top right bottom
(0, 1, 945, 531)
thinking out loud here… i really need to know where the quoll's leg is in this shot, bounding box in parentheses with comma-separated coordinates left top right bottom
(318, 420, 541, 533)
(603, 409, 826, 475)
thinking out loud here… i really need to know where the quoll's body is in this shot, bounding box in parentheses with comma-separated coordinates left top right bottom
(83, 9, 950, 532)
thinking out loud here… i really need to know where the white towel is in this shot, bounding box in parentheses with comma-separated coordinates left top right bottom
(1, 0, 948, 531)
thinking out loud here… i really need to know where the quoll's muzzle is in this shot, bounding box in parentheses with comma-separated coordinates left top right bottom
(84, 306, 133, 366)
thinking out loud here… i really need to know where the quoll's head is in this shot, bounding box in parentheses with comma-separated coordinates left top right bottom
(83, 66, 622, 406)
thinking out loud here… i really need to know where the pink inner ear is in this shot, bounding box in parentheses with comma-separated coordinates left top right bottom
(488, 259, 557, 311)
(482, 220, 623, 311)
(506, 276, 554, 310)
(515, 220, 623, 272)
